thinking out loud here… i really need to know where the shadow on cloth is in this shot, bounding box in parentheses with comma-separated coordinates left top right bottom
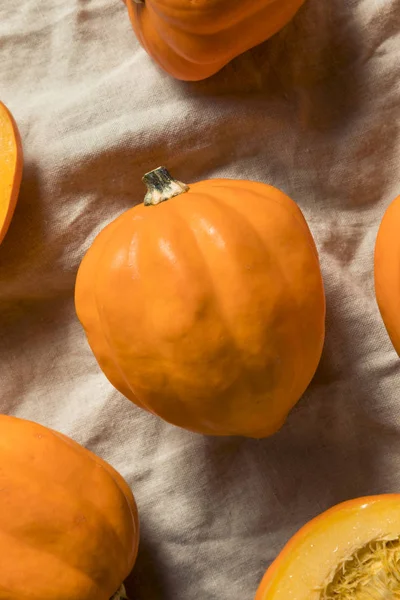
(126, 529, 169, 600)
(0, 161, 45, 286)
(181, 0, 363, 132)
(196, 275, 392, 576)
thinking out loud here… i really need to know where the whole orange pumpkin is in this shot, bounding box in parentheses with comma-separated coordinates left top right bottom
(124, 0, 306, 81)
(75, 167, 325, 437)
(0, 415, 139, 600)
(375, 195, 400, 355)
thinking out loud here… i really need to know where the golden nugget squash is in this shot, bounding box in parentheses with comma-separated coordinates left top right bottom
(256, 495, 400, 600)
(0, 415, 139, 600)
(75, 167, 325, 438)
(0, 101, 23, 245)
(375, 195, 400, 355)
(124, 0, 306, 81)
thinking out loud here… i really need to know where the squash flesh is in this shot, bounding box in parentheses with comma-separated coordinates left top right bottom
(257, 496, 400, 600)
(374, 195, 400, 355)
(0, 102, 23, 245)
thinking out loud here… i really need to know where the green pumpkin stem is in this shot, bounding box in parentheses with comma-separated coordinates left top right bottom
(143, 167, 189, 206)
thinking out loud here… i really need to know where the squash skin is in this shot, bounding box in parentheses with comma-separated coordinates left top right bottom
(255, 494, 400, 600)
(0, 102, 23, 245)
(124, 0, 306, 81)
(0, 415, 139, 600)
(375, 195, 400, 355)
(75, 173, 325, 438)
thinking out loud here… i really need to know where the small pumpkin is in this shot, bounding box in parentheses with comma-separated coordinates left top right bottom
(75, 167, 325, 438)
(124, 0, 306, 81)
(0, 415, 139, 600)
(255, 495, 400, 600)
(0, 101, 23, 245)
(375, 195, 400, 355)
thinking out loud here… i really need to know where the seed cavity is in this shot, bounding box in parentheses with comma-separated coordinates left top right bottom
(320, 538, 400, 600)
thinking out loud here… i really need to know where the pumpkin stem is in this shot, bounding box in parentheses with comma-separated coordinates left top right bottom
(143, 167, 189, 206)
(111, 584, 128, 600)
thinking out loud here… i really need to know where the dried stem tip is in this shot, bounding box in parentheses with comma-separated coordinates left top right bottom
(143, 166, 189, 206)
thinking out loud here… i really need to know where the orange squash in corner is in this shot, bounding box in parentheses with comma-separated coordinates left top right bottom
(75, 167, 325, 438)
(124, 0, 306, 81)
(375, 195, 400, 355)
(0, 414, 139, 600)
(256, 495, 400, 600)
(0, 101, 23, 245)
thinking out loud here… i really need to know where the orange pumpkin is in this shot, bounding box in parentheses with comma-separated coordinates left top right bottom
(75, 167, 325, 438)
(255, 494, 400, 600)
(124, 0, 306, 81)
(375, 195, 400, 355)
(0, 414, 139, 600)
(0, 101, 23, 245)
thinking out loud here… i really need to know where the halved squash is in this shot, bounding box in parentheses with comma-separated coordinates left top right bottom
(375, 195, 400, 355)
(0, 101, 23, 245)
(256, 495, 400, 599)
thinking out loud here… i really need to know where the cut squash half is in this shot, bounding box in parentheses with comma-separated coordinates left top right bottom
(375, 195, 400, 355)
(256, 495, 400, 600)
(0, 101, 23, 245)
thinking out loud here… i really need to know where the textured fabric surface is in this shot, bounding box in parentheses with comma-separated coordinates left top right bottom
(1, 0, 400, 598)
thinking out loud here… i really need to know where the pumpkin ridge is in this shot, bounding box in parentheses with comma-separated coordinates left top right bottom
(51, 430, 139, 569)
(148, 0, 275, 35)
(92, 210, 198, 421)
(172, 190, 297, 434)
(75, 215, 148, 409)
(142, 198, 238, 430)
(171, 191, 245, 352)
(129, 2, 226, 78)
(126, 0, 305, 80)
(134, 0, 305, 67)
(0, 528, 105, 600)
(0, 416, 139, 599)
(91, 219, 156, 415)
(205, 180, 320, 261)
(203, 189, 305, 402)
(167, 192, 241, 363)
(103, 195, 244, 434)
(0, 442, 130, 584)
(90, 205, 217, 428)
(138, 3, 225, 67)
(213, 186, 325, 409)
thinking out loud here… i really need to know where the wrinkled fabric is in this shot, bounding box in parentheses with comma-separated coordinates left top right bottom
(1, 0, 400, 598)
